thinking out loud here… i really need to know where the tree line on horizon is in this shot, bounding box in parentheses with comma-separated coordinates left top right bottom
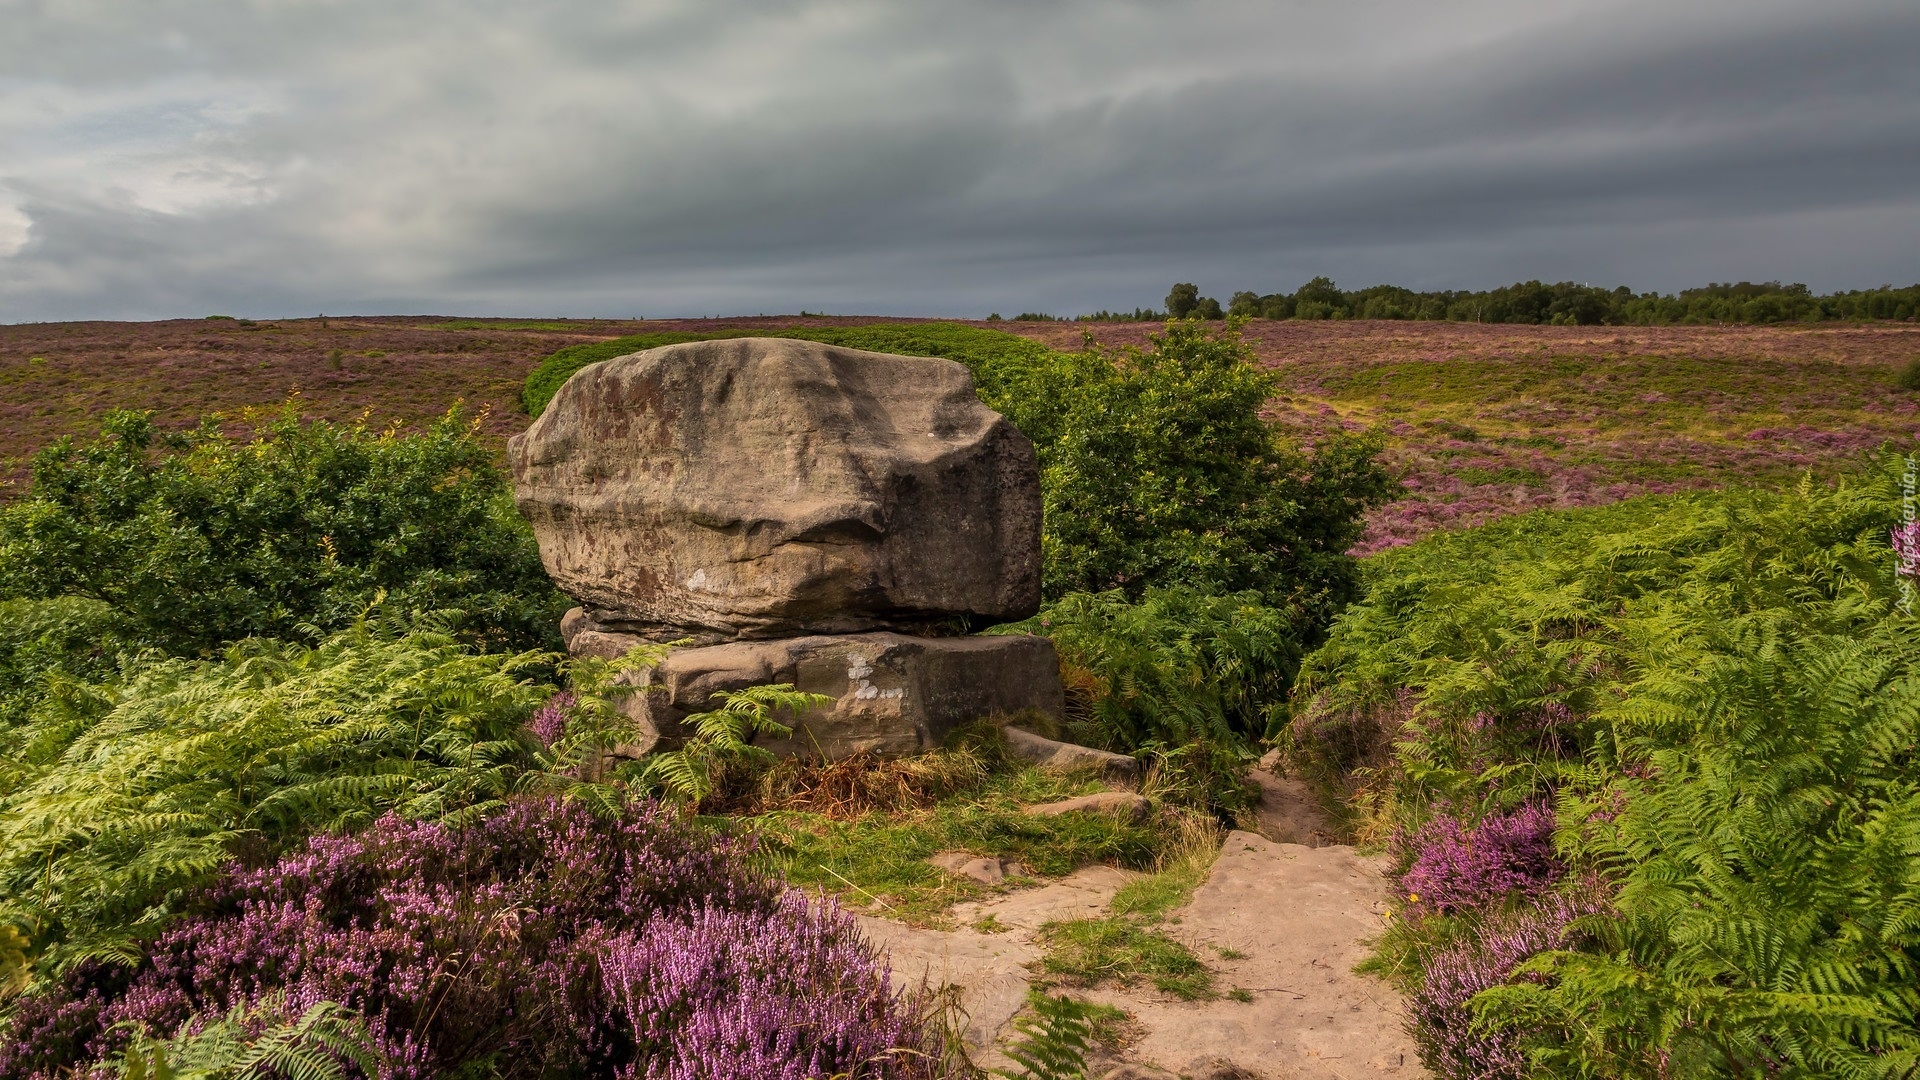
(1007, 277, 1920, 326)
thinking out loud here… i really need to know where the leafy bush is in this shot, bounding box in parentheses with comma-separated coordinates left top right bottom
(0, 598, 130, 746)
(1032, 322, 1393, 608)
(1299, 463, 1920, 1077)
(0, 618, 553, 977)
(0, 408, 564, 656)
(0, 796, 928, 1080)
(1897, 357, 1920, 391)
(1480, 622, 1920, 1079)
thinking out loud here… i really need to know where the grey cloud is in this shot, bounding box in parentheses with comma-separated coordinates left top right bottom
(0, 0, 1915, 321)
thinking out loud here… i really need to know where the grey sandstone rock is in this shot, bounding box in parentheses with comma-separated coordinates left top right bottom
(929, 851, 1026, 884)
(1025, 791, 1153, 824)
(611, 631, 1065, 761)
(1003, 725, 1142, 783)
(511, 337, 1042, 643)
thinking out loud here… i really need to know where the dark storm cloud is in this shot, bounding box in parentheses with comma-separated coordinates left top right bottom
(1, 0, 1915, 320)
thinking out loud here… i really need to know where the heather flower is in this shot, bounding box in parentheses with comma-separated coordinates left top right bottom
(1397, 803, 1561, 914)
(0, 796, 928, 1080)
(1407, 892, 1606, 1080)
(530, 690, 576, 746)
(603, 893, 913, 1080)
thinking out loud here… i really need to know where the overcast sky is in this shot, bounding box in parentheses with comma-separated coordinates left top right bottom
(2, 0, 1917, 321)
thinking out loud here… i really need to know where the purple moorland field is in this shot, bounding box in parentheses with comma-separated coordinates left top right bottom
(3, 315, 1915, 551)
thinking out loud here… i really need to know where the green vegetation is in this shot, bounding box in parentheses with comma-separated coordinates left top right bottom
(98, 996, 379, 1080)
(0, 407, 563, 656)
(1292, 461, 1920, 1076)
(1023, 322, 1393, 605)
(1033, 814, 1220, 1002)
(1036, 917, 1212, 1000)
(992, 991, 1127, 1080)
(0, 616, 555, 974)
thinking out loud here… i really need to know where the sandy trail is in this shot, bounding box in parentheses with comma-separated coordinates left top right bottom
(860, 770, 1425, 1079)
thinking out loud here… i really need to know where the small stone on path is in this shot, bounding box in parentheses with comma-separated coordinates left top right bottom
(1025, 790, 1153, 824)
(1004, 726, 1142, 782)
(928, 851, 1025, 884)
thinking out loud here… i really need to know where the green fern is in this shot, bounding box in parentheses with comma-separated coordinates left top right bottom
(990, 992, 1114, 1080)
(1299, 458, 1920, 1077)
(104, 995, 381, 1080)
(640, 684, 829, 803)
(0, 615, 555, 977)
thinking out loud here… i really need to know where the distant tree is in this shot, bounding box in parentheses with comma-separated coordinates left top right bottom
(1165, 282, 1201, 320)
(1291, 276, 1347, 318)
(1194, 295, 1225, 320)
(1228, 291, 1262, 319)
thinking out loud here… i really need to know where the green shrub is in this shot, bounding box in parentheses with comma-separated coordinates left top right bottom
(1897, 357, 1920, 391)
(1292, 472, 1897, 815)
(0, 408, 565, 656)
(0, 598, 129, 744)
(1033, 322, 1394, 608)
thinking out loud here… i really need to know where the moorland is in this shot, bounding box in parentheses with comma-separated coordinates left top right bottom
(0, 312, 1915, 1080)
(5, 315, 1914, 552)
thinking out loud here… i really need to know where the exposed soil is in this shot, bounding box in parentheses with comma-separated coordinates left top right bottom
(854, 760, 1407, 1078)
(863, 830, 1420, 1079)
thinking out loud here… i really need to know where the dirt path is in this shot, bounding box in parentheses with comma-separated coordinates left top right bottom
(861, 827, 1423, 1079)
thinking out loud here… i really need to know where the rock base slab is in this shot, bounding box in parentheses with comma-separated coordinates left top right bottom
(600, 631, 1064, 761)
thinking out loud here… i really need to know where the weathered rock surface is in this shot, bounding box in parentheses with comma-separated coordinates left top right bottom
(603, 631, 1065, 761)
(1003, 726, 1142, 783)
(511, 337, 1042, 643)
(929, 851, 1027, 884)
(1025, 791, 1154, 824)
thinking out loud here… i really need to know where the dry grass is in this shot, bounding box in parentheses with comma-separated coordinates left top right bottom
(708, 744, 997, 820)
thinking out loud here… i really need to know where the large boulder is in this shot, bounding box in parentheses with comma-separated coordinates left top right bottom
(510, 338, 1042, 643)
(585, 630, 1065, 761)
